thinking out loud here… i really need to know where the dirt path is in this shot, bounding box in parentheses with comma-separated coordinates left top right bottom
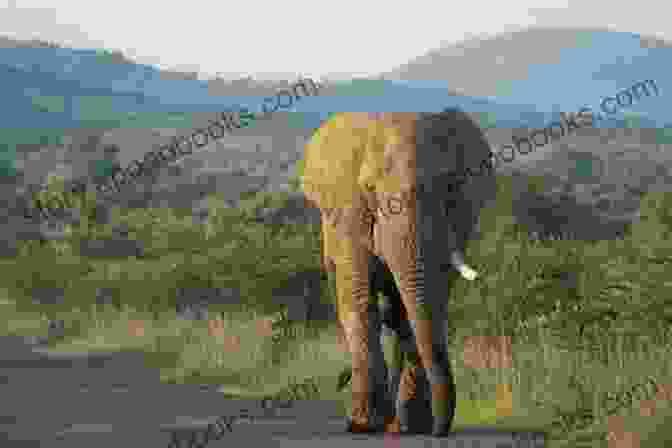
(0, 335, 545, 447)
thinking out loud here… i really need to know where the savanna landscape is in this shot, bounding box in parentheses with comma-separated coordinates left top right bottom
(1, 169, 671, 447)
(1, 27, 672, 448)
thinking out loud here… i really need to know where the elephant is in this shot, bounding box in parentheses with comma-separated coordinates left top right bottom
(302, 110, 496, 436)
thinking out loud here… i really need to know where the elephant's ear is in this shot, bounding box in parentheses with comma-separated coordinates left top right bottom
(375, 123, 418, 195)
(301, 113, 369, 212)
(414, 112, 465, 187)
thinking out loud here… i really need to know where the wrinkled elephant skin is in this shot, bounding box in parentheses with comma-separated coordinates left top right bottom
(302, 111, 496, 436)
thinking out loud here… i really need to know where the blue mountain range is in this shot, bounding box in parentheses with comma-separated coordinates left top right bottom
(0, 29, 670, 167)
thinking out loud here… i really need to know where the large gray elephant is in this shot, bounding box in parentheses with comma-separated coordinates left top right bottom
(303, 110, 496, 437)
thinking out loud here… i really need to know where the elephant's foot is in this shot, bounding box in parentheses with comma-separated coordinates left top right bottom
(429, 380, 457, 438)
(346, 411, 396, 434)
(346, 410, 400, 434)
(345, 413, 389, 434)
(409, 317, 457, 437)
(395, 364, 457, 437)
(396, 365, 434, 435)
(382, 415, 402, 433)
(346, 387, 391, 434)
(345, 418, 383, 434)
(346, 393, 376, 433)
(431, 420, 453, 438)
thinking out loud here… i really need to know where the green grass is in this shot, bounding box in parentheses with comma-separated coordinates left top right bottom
(1, 174, 671, 447)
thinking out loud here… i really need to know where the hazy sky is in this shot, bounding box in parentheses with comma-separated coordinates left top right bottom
(0, 0, 669, 80)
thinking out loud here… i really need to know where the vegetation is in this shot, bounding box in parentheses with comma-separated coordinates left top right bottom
(0, 173, 670, 447)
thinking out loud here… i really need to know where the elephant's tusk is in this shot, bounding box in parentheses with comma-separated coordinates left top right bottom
(450, 251, 479, 281)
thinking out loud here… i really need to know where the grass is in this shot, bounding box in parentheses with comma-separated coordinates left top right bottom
(1, 174, 671, 447)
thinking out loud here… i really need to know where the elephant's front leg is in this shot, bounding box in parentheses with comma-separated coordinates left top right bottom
(327, 214, 390, 432)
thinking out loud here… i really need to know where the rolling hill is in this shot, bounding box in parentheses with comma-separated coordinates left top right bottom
(383, 26, 672, 240)
(0, 27, 671, 242)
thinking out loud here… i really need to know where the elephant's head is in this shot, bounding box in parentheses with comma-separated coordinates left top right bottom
(367, 109, 496, 284)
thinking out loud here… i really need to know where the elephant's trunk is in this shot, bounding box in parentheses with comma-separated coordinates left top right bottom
(449, 250, 479, 281)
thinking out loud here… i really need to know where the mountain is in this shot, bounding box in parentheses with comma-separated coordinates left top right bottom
(0, 39, 321, 211)
(1, 28, 671, 243)
(0, 37, 541, 211)
(383, 26, 670, 99)
(382, 27, 672, 240)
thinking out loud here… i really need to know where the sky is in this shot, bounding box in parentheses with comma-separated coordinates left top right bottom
(0, 0, 670, 81)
